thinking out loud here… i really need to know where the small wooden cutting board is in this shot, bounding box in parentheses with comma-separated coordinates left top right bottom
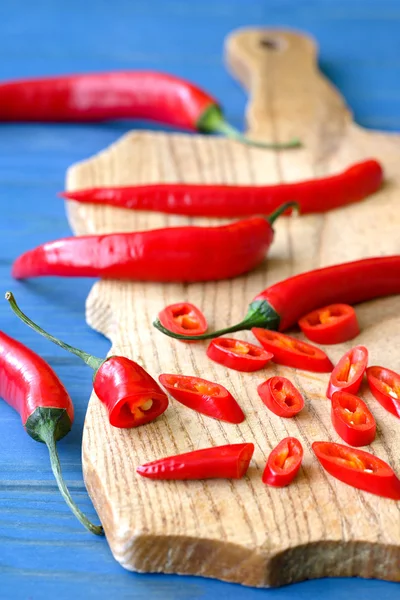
(65, 29, 400, 587)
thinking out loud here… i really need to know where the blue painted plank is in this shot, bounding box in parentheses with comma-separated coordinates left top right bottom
(0, 1, 399, 598)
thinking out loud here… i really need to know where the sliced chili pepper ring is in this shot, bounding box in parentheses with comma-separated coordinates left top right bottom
(262, 437, 303, 487)
(258, 376, 304, 418)
(158, 302, 208, 340)
(206, 337, 273, 372)
(327, 345, 368, 399)
(298, 303, 360, 345)
(366, 366, 400, 419)
(331, 392, 376, 446)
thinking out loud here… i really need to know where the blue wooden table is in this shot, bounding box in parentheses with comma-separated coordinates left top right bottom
(0, 1, 399, 598)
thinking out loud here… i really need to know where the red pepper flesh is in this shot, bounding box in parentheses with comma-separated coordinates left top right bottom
(258, 377, 304, 418)
(262, 437, 303, 487)
(252, 328, 333, 373)
(331, 392, 376, 447)
(159, 373, 244, 423)
(137, 442, 254, 480)
(158, 302, 207, 339)
(298, 303, 359, 345)
(327, 345, 368, 399)
(206, 337, 273, 372)
(313, 441, 400, 500)
(366, 366, 400, 419)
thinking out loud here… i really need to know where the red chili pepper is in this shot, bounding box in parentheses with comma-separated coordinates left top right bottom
(366, 366, 400, 419)
(312, 441, 400, 499)
(12, 203, 292, 282)
(155, 256, 400, 340)
(158, 303, 207, 340)
(298, 304, 359, 345)
(262, 437, 303, 487)
(206, 337, 273, 372)
(257, 377, 304, 417)
(0, 72, 299, 149)
(252, 329, 333, 373)
(6, 293, 168, 429)
(159, 374, 244, 423)
(331, 392, 376, 447)
(0, 330, 103, 535)
(327, 345, 368, 399)
(61, 159, 383, 217)
(137, 442, 254, 480)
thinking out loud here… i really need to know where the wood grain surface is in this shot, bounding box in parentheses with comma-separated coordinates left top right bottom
(65, 29, 400, 587)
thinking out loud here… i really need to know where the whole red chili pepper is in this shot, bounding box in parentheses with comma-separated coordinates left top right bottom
(298, 303, 360, 345)
(61, 159, 383, 217)
(331, 392, 376, 447)
(154, 256, 400, 340)
(0, 330, 103, 535)
(327, 345, 368, 399)
(366, 366, 400, 419)
(137, 442, 254, 480)
(159, 374, 245, 423)
(6, 293, 168, 428)
(262, 437, 303, 487)
(12, 203, 292, 282)
(0, 72, 299, 149)
(257, 377, 304, 418)
(206, 337, 273, 372)
(312, 441, 400, 500)
(158, 303, 207, 340)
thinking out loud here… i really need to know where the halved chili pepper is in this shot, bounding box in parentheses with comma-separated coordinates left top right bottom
(154, 256, 400, 340)
(331, 392, 376, 447)
(158, 303, 207, 340)
(257, 377, 304, 418)
(137, 442, 254, 480)
(298, 303, 359, 345)
(61, 159, 383, 217)
(251, 329, 333, 373)
(6, 293, 168, 429)
(366, 366, 400, 419)
(312, 441, 400, 500)
(12, 203, 293, 282)
(0, 331, 103, 535)
(0, 72, 299, 149)
(159, 374, 244, 423)
(206, 337, 273, 372)
(262, 437, 303, 487)
(327, 345, 368, 399)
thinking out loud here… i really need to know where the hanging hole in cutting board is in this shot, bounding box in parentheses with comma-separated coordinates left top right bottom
(259, 36, 287, 51)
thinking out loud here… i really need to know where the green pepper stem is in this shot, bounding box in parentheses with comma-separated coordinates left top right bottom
(267, 201, 299, 225)
(5, 292, 103, 371)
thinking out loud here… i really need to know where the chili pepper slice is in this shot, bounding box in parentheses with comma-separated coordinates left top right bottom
(251, 329, 333, 373)
(6, 293, 168, 429)
(366, 366, 400, 419)
(206, 337, 273, 372)
(137, 442, 254, 480)
(0, 331, 103, 535)
(159, 374, 244, 423)
(158, 303, 207, 339)
(312, 441, 400, 500)
(331, 392, 376, 447)
(12, 203, 293, 282)
(257, 377, 304, 418)
(298, 304, 359, 345)
(154, 256, 400, 340)
(262, 437, 303, 487)
(327, 345, 368, 399)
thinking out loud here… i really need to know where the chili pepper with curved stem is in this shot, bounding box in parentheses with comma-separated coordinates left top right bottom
(61, 159, 383, 217)
(12, 202, 293, 283)
(0, 71, 299, 149)
(366, 366, 400, 418)
(154, 256, 400, 340)
(206, 337, 273, 372)
(312, 441, 400, 500)
(6, 293, 168, 429)
(0, 330, 103, 535)
(159, 374, 245, 424)
(298, 304, 360, 345)
(331, 392, 376, 447)
(327, 345, 368, 399)
(158, 303, 207, 339)
(262, 437, 303, 487)
(137, 443, 254, 480)
(258, 377, 304, 418)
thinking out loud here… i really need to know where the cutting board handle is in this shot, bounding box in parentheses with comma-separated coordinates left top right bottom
(225, 28, 352, 148)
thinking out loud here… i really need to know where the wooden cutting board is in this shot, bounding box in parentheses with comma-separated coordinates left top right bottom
(65, 29, 400, 587)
